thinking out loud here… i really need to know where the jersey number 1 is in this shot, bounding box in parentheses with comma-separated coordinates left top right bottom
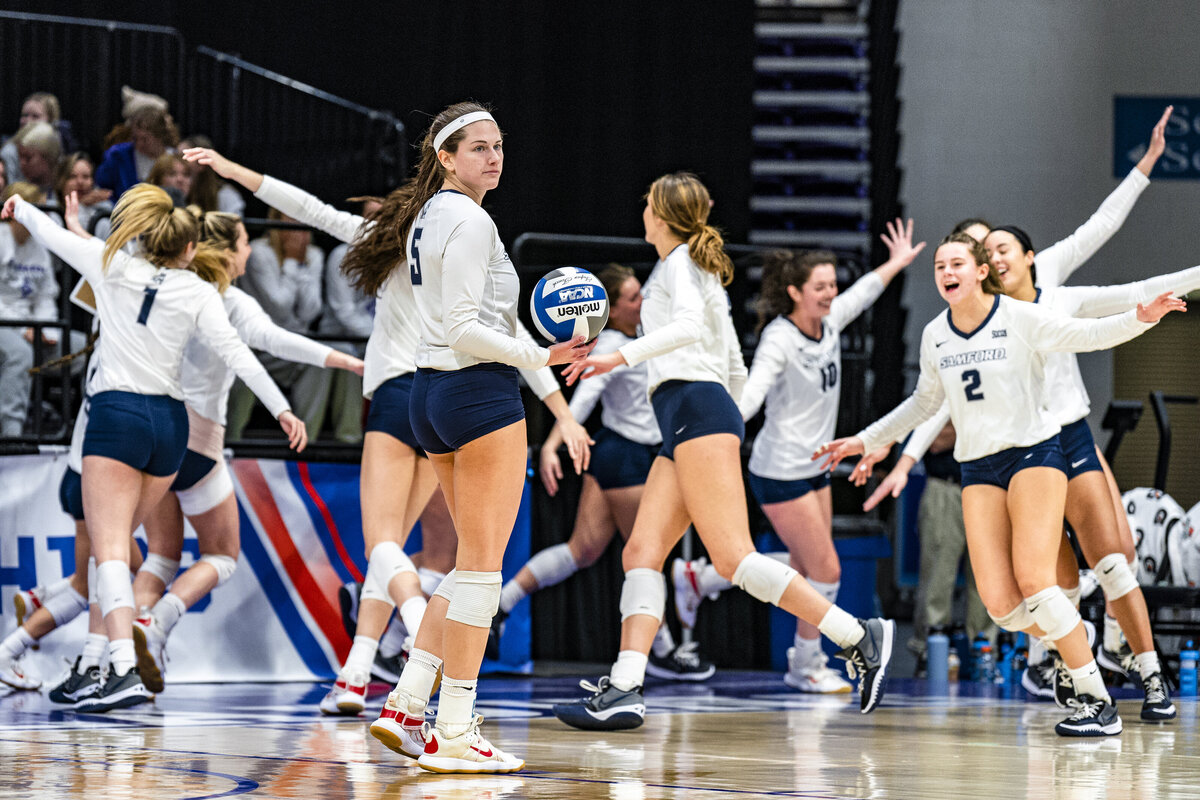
(136, 286, 158, 325)
(410, 228, 423, 286)
(962, 369, 984, 402)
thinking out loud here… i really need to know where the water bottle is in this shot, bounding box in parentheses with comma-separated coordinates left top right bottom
(951, 625, 970, 681)
(927, 626, 950, 695)
(970, 633, 989, 683)
(997, 632, 1014, 686)
(1181, 641, 1199, 697)
(977, 644, 996, 684)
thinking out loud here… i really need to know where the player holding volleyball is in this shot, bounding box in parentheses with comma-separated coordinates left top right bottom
(816, 232, 1184, 736)
(552, 172, 897, 731)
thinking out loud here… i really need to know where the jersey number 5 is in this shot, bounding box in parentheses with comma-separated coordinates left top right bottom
(409, 228, 423, 286)
(962, 369, 984, 402)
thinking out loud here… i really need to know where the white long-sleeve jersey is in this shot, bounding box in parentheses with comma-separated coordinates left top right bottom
(0, 225, 60, 341)
(862, 294, 1154, 463)
(567, 329, 660, 446)
(1035, 167, 1149, 289)
(618, 244, 747, 400)
(742, 272, 883, 480)
(900, 264, 1200, 461)
(408, 190, 548, 372)
(13, 200, 290, 418)
(182, 286, 333, 426)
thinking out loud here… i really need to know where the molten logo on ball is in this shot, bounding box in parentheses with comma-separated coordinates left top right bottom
(531, 267, 610, 343)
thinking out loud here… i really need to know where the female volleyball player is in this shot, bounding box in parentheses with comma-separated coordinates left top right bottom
(817, 232, 1184, 736)
(2, 185, 303, 711)
(552, 172, 897, 732)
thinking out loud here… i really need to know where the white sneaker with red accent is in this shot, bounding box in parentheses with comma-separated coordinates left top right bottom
(132, 614, 168, 694)
(13, 587, 44, 629)
(319, 668, 369, 716)
(370, 688, 428, 758)
(0, 654, 40, 690)
(417, 715, 524, 774)
(784, 648, 852, 694)
(672, 557, 709, 629)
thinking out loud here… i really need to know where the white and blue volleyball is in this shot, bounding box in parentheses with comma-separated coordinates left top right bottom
(530, 267, 609, 343)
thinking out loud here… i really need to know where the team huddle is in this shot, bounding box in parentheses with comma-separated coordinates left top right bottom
(0, 99, 1191, 774)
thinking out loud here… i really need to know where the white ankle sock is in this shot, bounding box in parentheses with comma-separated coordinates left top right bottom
(651, 624, 675, 657)
(609, 650, 648, 691)
(0, 627, 35, 660)
(698, 562, 733, 597)
(344, 635, 378, 678)
(152, 593, 187, 634)
(1134, 650, 1161, 679)
(1068, 661, 1110, 703)
(1102, 615, 1124, 652)
(436, 675, 477, 737)
(80, 633, 108, 670)
(792, 634, 821, 665)
(395, 647, 441, 704)
(398, 596, 426, 641)
(817, 606, 863, 649)
(108, 638, 136, 676)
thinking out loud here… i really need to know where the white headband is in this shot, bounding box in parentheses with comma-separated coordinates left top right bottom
(432, 111, 497, 153)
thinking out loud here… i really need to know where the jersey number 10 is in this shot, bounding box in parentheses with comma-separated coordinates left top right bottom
(819, 363, 838, 392)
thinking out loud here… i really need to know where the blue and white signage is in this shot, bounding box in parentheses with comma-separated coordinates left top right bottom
(1114, 98, 1200, 180)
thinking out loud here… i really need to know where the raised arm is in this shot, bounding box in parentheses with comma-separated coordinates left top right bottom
(828, 217, 925, 332)
(1065, 264, 1200, 318)
(5, 195, 105, 284)
(1019, 294, 1181, 354)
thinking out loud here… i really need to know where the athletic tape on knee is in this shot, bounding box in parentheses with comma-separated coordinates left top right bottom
(444, 570, 502, 628)
(432, 569, 456, 602)
(1026, 586, 1081, 642)
(619, 567, 667, 622)
(138, 553, 180, 585)
(361, 542, 417, 605)
(419, 567, 447, 598)
(199, 554, 237, 586)
(1094, 552, 1139, 601)
(733, 552, 799, 606)
(95, 560, 135, 617)
(526, 543, 579, 589)
(990, 602, 1035, 633)
(87, 557, 98, 605)
(43, 586, 88, 627)
(1063, 584, 1082, 609)
(808, 578, 840, 605)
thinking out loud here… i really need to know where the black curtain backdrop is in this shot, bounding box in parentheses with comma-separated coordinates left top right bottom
(7, 0, 754, 245)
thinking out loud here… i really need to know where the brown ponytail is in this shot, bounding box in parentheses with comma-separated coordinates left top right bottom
(756, 249, 836, 333)
(341, 100, 496, 297)
(647, 172, 733, 286)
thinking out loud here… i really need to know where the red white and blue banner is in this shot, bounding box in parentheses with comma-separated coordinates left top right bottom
(0, 451, 532, 685)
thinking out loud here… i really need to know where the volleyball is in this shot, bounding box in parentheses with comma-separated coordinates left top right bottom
(530, 267, 609, 343)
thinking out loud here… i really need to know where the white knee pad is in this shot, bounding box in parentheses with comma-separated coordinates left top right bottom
(1026, 586, 1081, 642)
(619, 568, 667, 622)
(361, 541, 417, 605)
(444, 570, 501, 628)
(432, 569, 456, 602)
(199, 554, 238, 586)
(527, 543, 579, 589)
(1095, 552, 1139, 601)
(43, 586, 88, 627)
(176, 461, 233, 516)
(138, 553, 180, 585)
(95, 560, 135, 617)
(1062, 583, 1081, 608)
(419, 567, 447, 598)
(733, 552, 799, 606)
(87, 557, 98, 605)
(990, 602, 1035, 633)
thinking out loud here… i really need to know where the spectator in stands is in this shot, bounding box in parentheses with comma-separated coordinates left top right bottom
(0, 182, 60, 436)
(8, 123, 62, 204)
(147, 153, 193, 205)
(179, 135, 246, 216)
(95, 107, 180, 199)
(226, 209, 332, 439)
(0, 160, 7, 195)
(2, 92, 77, 184)
(317, 196, 380, 442)
(55, 154, 112, 234)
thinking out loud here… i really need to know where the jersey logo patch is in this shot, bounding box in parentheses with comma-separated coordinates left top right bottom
(991, 329, 1007, 338)
(938, 348, 1006, 369)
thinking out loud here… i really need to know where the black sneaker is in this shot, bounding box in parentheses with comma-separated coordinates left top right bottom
(48, 658, 103, 704)
(1054, 693, 1122, 737)
(74, 667, 154, 713)
(1020, 656, 1057, 700)
(645, 642, 715, 682)
(485, 610, 508, 661)
(552, 677, 645, 731)
(1052, 654, 1078, 709)
(338, 581, 361, 637)
(372, 648, 406, 685)
(1139, 672, 1177, 721)
(835, 617, 895, 714)
(1097, 641, 1134, 677)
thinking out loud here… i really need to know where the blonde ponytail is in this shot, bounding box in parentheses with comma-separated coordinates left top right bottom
(103, 183, 198, 272)
(190, 244, 232, 293)
(648, 172, 733, 286)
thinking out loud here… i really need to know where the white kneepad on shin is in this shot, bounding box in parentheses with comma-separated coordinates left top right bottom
(527, 543, 579, 589)
(199, 554, 237, 586)
(1094, 552, 1139, 601)
(418, 567, 447, 598)
(138, 553, 180, 585)
(1026, 586, 1081, 641)
(361, 541, 417, 605)
(1062, 583, 1082, 608)
(990, 602, 1035, 632)
(733, 552, 798, 606)
(619, 568, 666, 622)
(43, 585, 88, 627)
(95, 560, 135, 617)
(444, 570, 501, 628)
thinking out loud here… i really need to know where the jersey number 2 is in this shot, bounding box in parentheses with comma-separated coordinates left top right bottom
(962, 369, 984, 402)
(409, 228, 423, 286)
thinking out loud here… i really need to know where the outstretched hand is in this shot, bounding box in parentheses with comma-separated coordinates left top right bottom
(0, 194, 21, 220)
(862, 466, 910, 512)
(812, 436, 865, 472)
(63, 192, 89, 238)
(1137, 105, 1174, 176)
(562, 347, 623, 385)
(880, 217, 926, 268)
(849, 445, 892, 487)
(1137, 291, 1186, 323)
(182, 146, 236, 179)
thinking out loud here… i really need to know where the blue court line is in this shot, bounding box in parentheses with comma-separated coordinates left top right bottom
(39, 756, 257, 799)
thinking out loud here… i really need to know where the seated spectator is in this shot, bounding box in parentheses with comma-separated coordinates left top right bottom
(179, 134, 246, 216)
(8, 123, 62, 203)
(317, 196, 381, 442)
(95, 107, 180, 199)
(147, 152, 193, 205)
(226, 209, 332, 439)
(0, 160, 7, 195)
(0, 182, 60, 437)
(1, 92, 77, 184)
(54, 153, 112, 234)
